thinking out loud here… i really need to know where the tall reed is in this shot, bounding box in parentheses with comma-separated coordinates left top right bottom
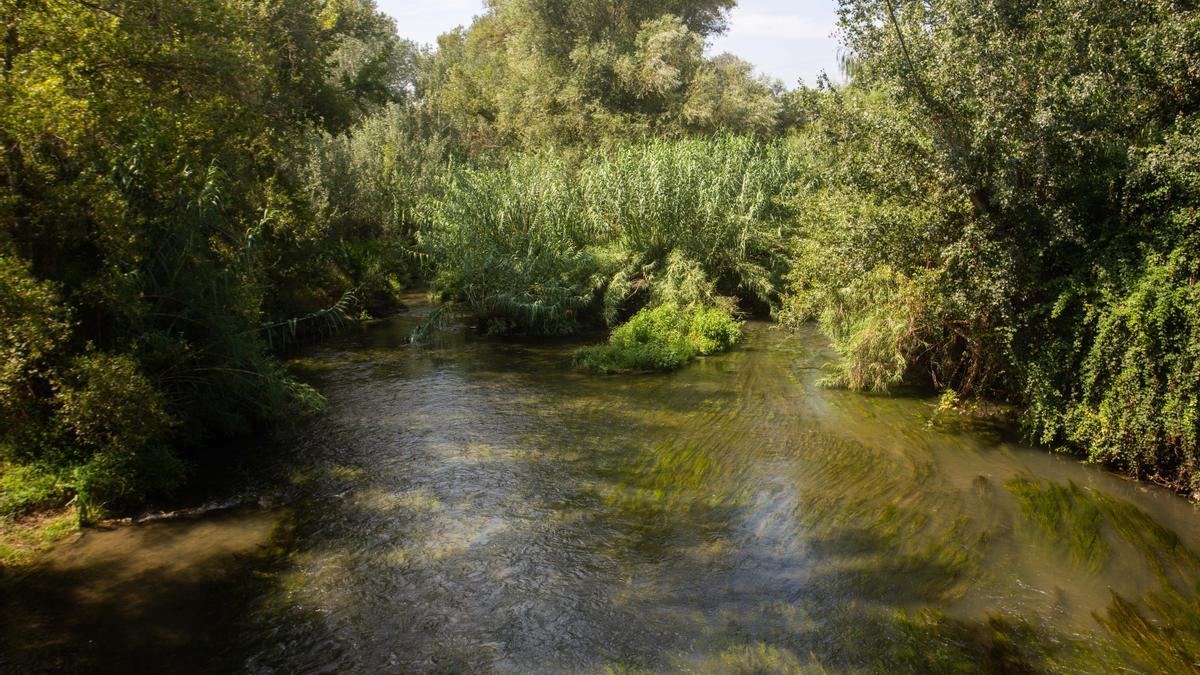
(418, 136, 799, 338)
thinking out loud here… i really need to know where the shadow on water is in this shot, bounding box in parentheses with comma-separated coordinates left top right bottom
(0, 507, 293, 674)
(7, 308, 1200, 673)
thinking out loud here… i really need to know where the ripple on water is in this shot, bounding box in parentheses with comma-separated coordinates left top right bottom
(8, 318, 1200, 673)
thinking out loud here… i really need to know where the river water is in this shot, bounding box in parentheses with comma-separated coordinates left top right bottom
(5, 305, 1200, 673)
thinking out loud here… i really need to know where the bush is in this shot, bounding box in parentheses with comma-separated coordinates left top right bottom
(0, 463, 71, 517)
(782, 0, 1200, 491)
(690, 306, 744, 355)
(576, 303, 743, 373)
(54, 352, 184, 520)
(582, 136, 797, 309)
(1024, 247, 1200, 492)
(0, 255, 71, 448)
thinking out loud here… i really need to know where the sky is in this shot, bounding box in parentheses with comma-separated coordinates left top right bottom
(375, 0, 843, 88)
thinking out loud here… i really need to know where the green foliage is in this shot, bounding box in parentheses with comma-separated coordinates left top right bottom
(780, 0, 1200, 488)
(805, 265, 926, 392)
(1023, 119, 1200, 490)
(576, 303, 742, 373)
(583, 136, 797, 311)
(424, 0, 791, 153)
(778, 84, 1011, 398)
(688, 306, 744, 355)
(418, 154, 609, 335)
(0, 0, 411, 516)
(56, 353, 172, 464)
(419, 137, 794, 339)
(0, 464, 71, 518)
(1, 0, 1195, 520)
(298, 102, 449, 313)
(1025, 246, 1200, 489)
(577, 305, 697, 372)
(0, 255, 70, 447)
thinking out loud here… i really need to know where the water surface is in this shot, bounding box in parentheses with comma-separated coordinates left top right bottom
(6, 306, 1200, 672)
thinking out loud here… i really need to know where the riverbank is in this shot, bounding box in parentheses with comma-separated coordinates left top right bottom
(0, 509, 77, 567)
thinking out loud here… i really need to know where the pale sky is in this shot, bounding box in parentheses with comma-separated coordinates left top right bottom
(376, 0, 843, 88)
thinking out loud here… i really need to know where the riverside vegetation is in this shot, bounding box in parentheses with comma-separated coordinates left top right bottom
(1, 0, 1198, 587)
(4, 1, 1200, 670)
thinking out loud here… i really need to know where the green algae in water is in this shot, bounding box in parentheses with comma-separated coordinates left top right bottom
(1005, 476, 1200, 672)
(1006, 477, 1109, 571)
(1007, 476, 1200, 577)
(12, 318, 1200, 672)
(1099, 589, 1200, 675)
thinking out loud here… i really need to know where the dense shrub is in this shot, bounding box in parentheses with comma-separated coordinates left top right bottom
(782, 0, 1200, 489)
(576, 303, 743, 373)
(0, 255, 70, 445)
(689, 306, 744, 355)
(1030, 250, 1200, 487)
(583, 136, 797, 311)
(0, 0, 409, 518)
(1021, 117, 1200, 490)
(298, 103, 450, 314)
(418, 155, 611, 335)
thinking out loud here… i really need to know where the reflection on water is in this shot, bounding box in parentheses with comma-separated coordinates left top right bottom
(6, 305, 1200, 673)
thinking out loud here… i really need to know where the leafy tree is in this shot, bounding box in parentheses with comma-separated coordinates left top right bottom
(425, 0, 787, 152)
(0, 0, 411, 517)
(783, 0, 1200, 490)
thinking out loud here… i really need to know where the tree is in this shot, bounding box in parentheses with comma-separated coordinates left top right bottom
(0, 0, 408, 517)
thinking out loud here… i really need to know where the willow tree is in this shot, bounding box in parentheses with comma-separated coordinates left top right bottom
(425, 0, 788, 152)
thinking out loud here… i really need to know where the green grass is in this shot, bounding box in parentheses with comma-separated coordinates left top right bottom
(0, 509, 77, 567)
(0, 461, 72, 518)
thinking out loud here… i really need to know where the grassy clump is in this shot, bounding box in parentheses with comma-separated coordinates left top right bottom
(0, 509, 77, 567)
(0, 462, 71, 517)
(576, 304, 742, 373)
(418, 154, 608, 336)
(582, 136, 796, 312)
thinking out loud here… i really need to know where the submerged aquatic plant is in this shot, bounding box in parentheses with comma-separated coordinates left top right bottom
(1006, 478, 1108, 572)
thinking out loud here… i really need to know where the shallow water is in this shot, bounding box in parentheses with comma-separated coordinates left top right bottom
(6, 305, 1200, 673)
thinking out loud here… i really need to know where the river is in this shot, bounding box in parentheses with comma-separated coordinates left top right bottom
(5, 303, 1200, 672)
